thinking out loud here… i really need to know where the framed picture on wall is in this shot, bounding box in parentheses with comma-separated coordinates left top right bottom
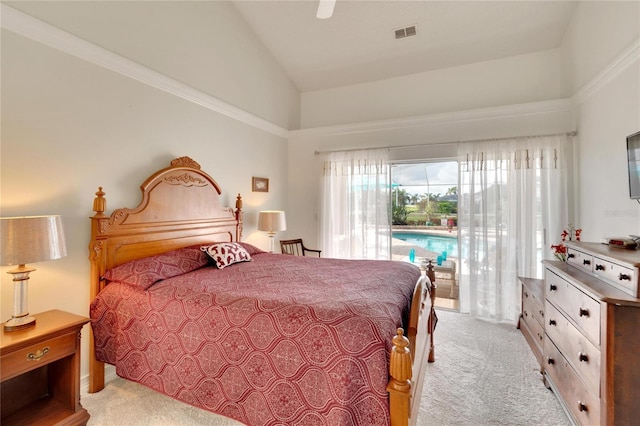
(252, 177, 269, 192)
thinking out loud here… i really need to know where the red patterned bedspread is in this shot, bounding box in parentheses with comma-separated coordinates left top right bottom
(90, 253, 420, 425)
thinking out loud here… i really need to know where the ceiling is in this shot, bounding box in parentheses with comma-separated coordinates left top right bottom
(232, 0, 577, 92)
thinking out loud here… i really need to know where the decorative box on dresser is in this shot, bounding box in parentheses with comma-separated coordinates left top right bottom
(0, 310, 90, 426)
(543, 241, 640, 425)
(518, 276, 545, 370)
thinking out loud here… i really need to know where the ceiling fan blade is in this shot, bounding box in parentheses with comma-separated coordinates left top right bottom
(316, 0, 336, 19)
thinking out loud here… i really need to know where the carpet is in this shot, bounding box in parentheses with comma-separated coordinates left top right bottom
(82, 309, 569, 425)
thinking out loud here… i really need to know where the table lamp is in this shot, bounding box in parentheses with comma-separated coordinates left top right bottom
(1, 215, 67, 330)
(258, 211, 286, 253)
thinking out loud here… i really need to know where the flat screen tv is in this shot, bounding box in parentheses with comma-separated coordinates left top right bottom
(627, 131, 640, 199)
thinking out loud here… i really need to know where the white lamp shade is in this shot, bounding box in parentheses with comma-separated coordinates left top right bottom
(1, 215, 67, 266)
(257, 211, 287, 233)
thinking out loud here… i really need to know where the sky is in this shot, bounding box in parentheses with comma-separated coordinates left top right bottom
(391, 161, 457, 196)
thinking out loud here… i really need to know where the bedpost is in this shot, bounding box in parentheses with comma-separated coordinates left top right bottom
(387, 328, 412, 426)
(235, 193, 243, 240)
(88, 187, 107, 393)
(425, 261, 437, 363)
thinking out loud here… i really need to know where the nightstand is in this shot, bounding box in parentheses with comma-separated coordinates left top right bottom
(1, 310, 90, 426)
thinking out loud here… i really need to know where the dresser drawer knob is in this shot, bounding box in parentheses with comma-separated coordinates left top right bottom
(549, 284, 557, 291)
(27, 346, 50, 361)
(546, 357, 555, 365)
(567, 253, 575, 259)
(539, 310, 544, 318)
(579, 308, 590, 317)
(619, 273, 631, 281)
(578, 401, 588, 412)
(548, 319, 557, 326)
(595, 264, 605, 271)
(578, 352, 589, 362)
(583, 259, 591, 266)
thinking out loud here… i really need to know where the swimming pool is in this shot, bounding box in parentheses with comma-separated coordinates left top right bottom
(392, 232, 459, 257)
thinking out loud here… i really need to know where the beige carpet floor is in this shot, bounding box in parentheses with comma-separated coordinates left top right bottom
(82, 309, 569, 425)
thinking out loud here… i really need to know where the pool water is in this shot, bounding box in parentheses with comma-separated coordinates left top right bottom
(393, 232, 459, 257)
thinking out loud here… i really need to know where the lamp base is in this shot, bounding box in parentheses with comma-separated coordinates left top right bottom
(4, 314, 36, 331)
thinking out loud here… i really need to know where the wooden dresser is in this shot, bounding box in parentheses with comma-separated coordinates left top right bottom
(542, 242, 640, 425)
(1, 310, 90, 426)
(518, 276, 545, 370)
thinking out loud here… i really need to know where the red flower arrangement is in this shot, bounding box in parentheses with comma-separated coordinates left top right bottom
(551, 224, 582, 261)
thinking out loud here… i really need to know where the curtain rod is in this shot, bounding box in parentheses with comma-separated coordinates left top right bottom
(313, 131, 577, 155)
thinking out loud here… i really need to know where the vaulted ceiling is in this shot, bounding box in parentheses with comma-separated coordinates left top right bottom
(233, 1, 577, 92)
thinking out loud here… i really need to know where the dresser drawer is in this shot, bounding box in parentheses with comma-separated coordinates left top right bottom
(546, 270, 601, 346)
(523, 285, 544, 324)
(567, 247, 593, 273)
(545, 301, 600, 396)
(592, 255, 639, 297)
(544, 338, 600, 425)
(522, 295, 544, 337)
(1, 332, 77, 382)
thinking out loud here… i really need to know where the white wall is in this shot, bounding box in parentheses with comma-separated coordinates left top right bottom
(0, 3, 297, 379)
(562, 1, 640, 241)
(301, 49, 568, 128)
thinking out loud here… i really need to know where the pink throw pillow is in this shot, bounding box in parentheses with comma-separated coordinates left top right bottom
(104, 245, 210, 290)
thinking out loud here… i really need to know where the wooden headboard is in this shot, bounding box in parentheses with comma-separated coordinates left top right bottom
(88, 156, 243, 299)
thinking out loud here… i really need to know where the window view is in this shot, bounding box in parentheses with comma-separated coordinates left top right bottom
(391, 161, 459, 302)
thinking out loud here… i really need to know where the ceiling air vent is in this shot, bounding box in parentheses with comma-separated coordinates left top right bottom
(394, 25, 417, 40)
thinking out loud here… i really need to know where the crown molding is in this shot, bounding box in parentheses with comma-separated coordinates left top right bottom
(572, 38, 640, 106)
(290, 98, 574, 138)
(0, 4, 289, 138)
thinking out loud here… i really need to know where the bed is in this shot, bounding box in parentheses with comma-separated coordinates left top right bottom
(88, 156, 436, 426)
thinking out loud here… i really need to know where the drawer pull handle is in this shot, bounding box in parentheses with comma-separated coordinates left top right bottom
(546, 357, 555, 365)
(549, 319, 557, 326)
(619, 273, 631, 281)
(549, 284, 557, 291)
(583, 259, 591, 266)
(568, 253, 575, 259)
(579, 308, 590, 318)
(27, 346, 50, 361)
(578, 401, 588, 412)
(524, 291, 529, 298)
(595, 264, 605, 271)
(578, 352, 589, 362)
(539, 310, 544, 318)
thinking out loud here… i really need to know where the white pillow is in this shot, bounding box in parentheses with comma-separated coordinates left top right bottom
(201, 242, 252, 269)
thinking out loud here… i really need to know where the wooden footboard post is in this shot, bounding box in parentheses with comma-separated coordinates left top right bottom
(387, 328, 411, 426)
(426, 262, 437, 363)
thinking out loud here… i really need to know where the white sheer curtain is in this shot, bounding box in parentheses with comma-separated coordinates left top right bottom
(321, 149, 391, 259)
(458, 135, 570, 324)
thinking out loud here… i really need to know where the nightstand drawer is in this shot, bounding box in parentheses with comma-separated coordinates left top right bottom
(1, 331, 77, 382)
